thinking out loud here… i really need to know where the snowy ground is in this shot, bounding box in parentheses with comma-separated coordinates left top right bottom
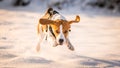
(0, 0, 120, 68)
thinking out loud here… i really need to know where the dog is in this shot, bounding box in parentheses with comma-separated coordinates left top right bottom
(36, 8, 80, 51)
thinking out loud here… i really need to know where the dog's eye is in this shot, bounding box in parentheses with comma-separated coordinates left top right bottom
(69, 30, 71, 32)
(64, 30, 68, 34)
(56, 30, 60, 34)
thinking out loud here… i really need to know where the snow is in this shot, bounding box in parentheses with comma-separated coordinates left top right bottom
(0, 0, 120, 68)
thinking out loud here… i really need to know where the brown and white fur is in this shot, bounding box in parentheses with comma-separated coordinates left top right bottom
(36, 8, 80, 52)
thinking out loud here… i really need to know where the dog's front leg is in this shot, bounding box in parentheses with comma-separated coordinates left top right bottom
(36, 38, 41, 52)
(47, 26, 58, 47)
(52, 37, 58, 47)
(47, 33, 58, 47)
(66, 38, 74, 51)
(50, 34, 58, 47)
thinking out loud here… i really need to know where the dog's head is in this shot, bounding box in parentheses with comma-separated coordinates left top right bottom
(40, 9, 80, 45)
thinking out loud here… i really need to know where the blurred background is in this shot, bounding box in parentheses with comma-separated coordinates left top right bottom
(0, 0, 120, 14)
(0, 0, 120, 68)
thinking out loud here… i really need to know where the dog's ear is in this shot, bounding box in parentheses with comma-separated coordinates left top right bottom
(39, 18, 55, 25)
(69, 15, 80, 24)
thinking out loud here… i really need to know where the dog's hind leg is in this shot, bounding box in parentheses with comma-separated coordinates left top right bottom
(66, 38, 74, 51)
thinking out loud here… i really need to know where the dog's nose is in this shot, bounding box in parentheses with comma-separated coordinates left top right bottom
(59, 39, 64, 43)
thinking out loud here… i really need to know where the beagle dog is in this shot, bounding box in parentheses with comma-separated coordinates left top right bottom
(36, 8, 80, 51)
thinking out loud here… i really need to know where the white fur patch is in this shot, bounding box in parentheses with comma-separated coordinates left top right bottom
(56, 25, 66, 44)
(51, 14, 66, 20)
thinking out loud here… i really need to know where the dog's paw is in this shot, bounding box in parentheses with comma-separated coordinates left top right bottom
(68, 45, 74, 51)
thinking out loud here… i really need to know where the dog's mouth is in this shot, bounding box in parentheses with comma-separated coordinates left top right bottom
(59, 43, 63, 45)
